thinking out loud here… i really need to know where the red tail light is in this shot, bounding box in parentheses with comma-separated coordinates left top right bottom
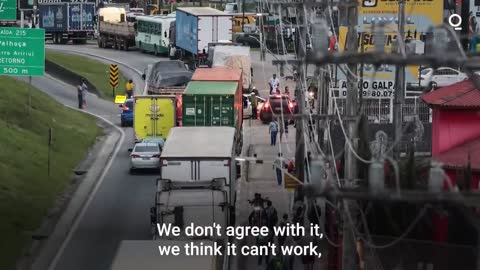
(152, 154, 160, 158)
(264, 102, 270, 110)
(131, 154, 140, 158)
(288, 102, 294, 109)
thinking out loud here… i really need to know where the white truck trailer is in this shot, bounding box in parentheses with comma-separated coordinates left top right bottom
(174, 7, 233, 67)
(159, 127, 238, 205)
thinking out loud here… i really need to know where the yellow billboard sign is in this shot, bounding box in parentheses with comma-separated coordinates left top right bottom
(358, 0, 444, 33)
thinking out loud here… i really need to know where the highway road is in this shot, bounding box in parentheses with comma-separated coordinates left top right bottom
(35, 43, 298, 270)
(30, 46, 161, 270)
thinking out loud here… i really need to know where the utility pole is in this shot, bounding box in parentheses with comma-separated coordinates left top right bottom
(393, 0, 406, 159)
(241, 0, 245, 32)
(342, 0, 359, 269)
(294, 3, 307, 187)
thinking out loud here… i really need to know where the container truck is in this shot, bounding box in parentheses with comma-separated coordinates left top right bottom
(97, 7, 136, 50)
(159, 127, 238, 203)
(174, 7, 233, 67)
(39, 0, 95, 44)
(182, 80, 243, 154)
(133, 95, 176, 144)
(110, 240, 221, 270)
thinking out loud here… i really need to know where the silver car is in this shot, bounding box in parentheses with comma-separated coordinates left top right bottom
(130, 143, 161, 173)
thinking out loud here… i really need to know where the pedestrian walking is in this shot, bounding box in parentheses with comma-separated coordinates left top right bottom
(251, 89, 259, 119)
(279, 120, 285, 142)
(273, 153, 285, 186)
(79, 79, 88, 109)
(284, 120, 289, 137)
(263, 200, 278, 231)
(277, 214, 289, 247)
(77, 85, 84, 109)
(125, 79, 134, 98)
(269, 119, 279, 146)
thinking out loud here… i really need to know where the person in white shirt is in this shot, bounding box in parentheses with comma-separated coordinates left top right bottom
(269, 74, 280, 94)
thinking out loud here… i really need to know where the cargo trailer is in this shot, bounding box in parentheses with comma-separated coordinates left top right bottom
(133, 95, 176, 144)
(174, 7, 233, 66)
(39, 1, 95, 44)
(97, 7, 136, 50)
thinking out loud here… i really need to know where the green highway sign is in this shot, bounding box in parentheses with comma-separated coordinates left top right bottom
(0, 0, 17, 21)
(0, 28, 45, 76)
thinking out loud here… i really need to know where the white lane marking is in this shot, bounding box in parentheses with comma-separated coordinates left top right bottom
(47, 106, 125, 270)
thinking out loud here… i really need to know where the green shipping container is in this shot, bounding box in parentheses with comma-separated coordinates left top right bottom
(182, 81, 242, 130)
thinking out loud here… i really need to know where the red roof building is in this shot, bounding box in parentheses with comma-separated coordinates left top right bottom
(421, 79, 480, 189)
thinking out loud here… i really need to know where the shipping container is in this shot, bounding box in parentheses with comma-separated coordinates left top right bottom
(175, 7, 232, 59)
(191, 67, 243, 121)
(182, 81, 242, 129)
(39, 1, 95, 44)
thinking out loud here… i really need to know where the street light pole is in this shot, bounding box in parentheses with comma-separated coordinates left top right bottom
(393, 0, 406, 159)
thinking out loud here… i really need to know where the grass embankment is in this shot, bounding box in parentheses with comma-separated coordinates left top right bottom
(0, 77, 101, 269)
(45, 50, 127, 100)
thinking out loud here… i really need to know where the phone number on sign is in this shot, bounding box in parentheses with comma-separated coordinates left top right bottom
(338, 90, 394, 98)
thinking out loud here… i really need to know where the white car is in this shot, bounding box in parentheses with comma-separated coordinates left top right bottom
(419, 67, 468, 89)
(130, 142, 161, 173)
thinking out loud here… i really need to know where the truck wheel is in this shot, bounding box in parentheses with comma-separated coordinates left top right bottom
(54, 34, 59, 44)
(139, 42, 145, 53)
(124, 40, 129, 51)
(113, 40, 119, 50)
(60, 38, 68, 44)
(97, 37, 102, 48)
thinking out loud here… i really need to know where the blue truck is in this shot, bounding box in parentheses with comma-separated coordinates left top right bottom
(38, 0, 95, 44)
(174, 7, 233, 67)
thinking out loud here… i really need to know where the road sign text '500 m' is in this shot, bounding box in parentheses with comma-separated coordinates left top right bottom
(0, 28, 45, 76)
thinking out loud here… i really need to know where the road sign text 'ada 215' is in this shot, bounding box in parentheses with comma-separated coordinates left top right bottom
(0, 28, 45, 76)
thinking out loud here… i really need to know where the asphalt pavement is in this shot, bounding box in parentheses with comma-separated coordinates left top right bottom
(32, 43, 304, 270)
(22, 69, 157, 270)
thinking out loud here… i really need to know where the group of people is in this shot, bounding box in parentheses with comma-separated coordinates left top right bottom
(269, 74, 291, 96)
(247, 193, 324, 270)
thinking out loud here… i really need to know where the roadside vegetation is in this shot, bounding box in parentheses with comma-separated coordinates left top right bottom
(45, 50, 127, 100)
(0, 77, 101, 269)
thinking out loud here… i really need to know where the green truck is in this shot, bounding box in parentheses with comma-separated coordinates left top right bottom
(182, 81, 243, 154)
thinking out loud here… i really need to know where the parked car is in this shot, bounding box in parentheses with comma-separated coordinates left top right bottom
(119, 99, 134, 127)
(130, 142, 161, 173)
(142, 137, 165, 151)
(419, 67, 467, 90)
(259, 94, 295, 124)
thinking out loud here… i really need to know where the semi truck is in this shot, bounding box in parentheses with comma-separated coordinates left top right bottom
(159, 127, 238, 204)
(97, 7, 136, 50)
(174, 7, 233, 67)
(133, 95, 176, 144)
(110, 240, 221, 270)
(39, 0, 95, 44)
